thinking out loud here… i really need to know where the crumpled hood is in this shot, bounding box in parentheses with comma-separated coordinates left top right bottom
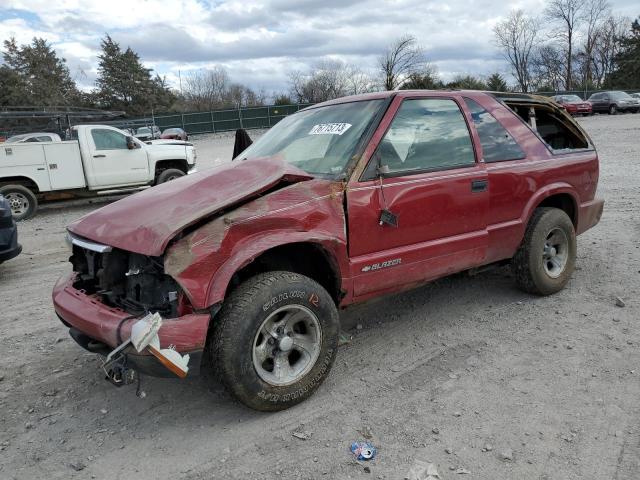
(68, 158, 313, 256)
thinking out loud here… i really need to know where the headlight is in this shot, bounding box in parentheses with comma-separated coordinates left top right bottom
(65, 231, 74, 252)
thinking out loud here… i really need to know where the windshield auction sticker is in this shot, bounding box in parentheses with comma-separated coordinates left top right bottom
(308, 123, 352, 135)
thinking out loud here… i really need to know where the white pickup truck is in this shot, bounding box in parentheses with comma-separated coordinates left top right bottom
(0, 125, 197, 220)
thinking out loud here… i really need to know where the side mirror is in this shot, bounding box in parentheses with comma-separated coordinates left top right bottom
(126, 136, 137, 149)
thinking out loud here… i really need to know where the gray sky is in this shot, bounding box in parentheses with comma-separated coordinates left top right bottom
(1, 0, 638, 95)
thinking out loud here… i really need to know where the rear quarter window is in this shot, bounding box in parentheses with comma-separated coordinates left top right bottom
(464, 98, 526, 162)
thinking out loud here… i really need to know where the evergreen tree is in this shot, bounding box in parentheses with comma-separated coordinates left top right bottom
(486, 72, 509, 91)
(96, 35, 175, 115)
(446, 75, 487, 90)
(400, 71, 443, 90)
(1, 37, 79, 106)
(605, 17, 640, 88)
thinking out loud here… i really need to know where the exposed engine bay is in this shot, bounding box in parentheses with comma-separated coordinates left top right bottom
(70, 245, 181, 317)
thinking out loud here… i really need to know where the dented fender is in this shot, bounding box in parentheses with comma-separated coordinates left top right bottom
(164, 178, 350, 309)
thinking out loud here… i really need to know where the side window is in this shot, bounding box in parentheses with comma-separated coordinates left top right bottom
(464, 98, 525, 162)
(505, 102, 589, 150)
(376, 98, 475, 174)
(91, 129, 128, 150)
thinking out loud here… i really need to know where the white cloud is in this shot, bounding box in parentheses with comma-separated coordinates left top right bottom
(2, 0, 637, 95)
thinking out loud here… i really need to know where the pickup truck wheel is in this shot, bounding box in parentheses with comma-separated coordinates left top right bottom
(212, 271, 339, 411)
(0, 185, 38, 220)
(156, 168, 185, 184)
(512, 207, 576, 296)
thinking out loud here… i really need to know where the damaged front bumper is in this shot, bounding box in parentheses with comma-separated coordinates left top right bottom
(52, 272, 210, 377)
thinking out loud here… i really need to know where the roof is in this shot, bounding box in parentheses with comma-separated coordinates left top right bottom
(308, 90, 558, 110)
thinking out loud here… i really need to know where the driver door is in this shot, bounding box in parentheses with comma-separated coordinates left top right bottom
(346, 95, 489, 298)
(87, 127, 149, 186)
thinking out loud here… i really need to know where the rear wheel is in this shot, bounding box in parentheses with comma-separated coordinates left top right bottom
(156, 168, 185, 184)
(212, 271, 339, 411)
(0, 185, 38, 220)
(512, 208, 576, 296)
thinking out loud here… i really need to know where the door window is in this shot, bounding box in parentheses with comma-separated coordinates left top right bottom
(464, 98, 525, 162)
(375, 98, 475, 175)
(91, 129, 128, 150)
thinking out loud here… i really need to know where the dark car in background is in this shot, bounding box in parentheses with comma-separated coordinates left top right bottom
(551, 95, 592, 116)
(588, 91, 640, 114)
(160, 128, 188, 141)
(0, 194, 21, 264)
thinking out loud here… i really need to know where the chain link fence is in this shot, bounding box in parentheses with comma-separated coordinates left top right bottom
(151, 103, 312, 135)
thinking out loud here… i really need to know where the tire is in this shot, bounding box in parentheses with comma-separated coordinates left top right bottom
(156, 168, 185, 184)
(608, 104, 617, 115)
(0, 185, 38, 220)
(212, 271, 339, 411)
(512, 207, 576, 296)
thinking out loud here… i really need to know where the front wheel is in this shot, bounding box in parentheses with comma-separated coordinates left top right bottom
(512, 208, 576, 296)
(156, 168, 185, 184)
(609, 104, 617, 115)
(212, 271, 339, 411)
(0, 184, 38, 220)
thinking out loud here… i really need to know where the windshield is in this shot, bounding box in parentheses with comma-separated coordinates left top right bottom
(562, 95, 582, 102)
(610, 91, 632, 100)
(137, 127, 151, 134)
(239, 100, 384, 177)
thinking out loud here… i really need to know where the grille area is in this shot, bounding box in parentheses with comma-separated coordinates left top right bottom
(70, 245, 180, 317)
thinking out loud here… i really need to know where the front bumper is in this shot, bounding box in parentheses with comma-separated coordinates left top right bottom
(0, 220, 21, 263)
(52, 272, 211, 377)
(0, 243, 21, 263)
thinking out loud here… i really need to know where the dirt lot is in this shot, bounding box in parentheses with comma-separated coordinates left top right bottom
(0, 114, 638, 480)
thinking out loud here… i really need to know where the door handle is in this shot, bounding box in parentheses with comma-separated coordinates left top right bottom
(93, 154, 106, 158)
(471, 179, 488, 192)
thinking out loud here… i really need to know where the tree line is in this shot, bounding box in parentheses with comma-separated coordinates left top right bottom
(494, 1, 638, 92)
(0, 6, 638, 115)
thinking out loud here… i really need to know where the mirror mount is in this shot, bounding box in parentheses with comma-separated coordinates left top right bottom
(126, 136, 137, 150)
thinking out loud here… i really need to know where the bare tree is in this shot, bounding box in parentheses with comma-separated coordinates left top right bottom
(580, 0, 611, 86)
(181, 66, 264, 111)
(183, 66, 230, 111)
(592, 15, 630, 87)
(345, 65, 377, 95)
(378, 35, 426, 90)
(545, 0, 586, 89)
(289, 60, 375, 103)
(531, 45, 566, 91)
(493, 10, 540, 93)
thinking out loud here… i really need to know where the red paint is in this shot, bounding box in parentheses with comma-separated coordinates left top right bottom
(54, 90, 604, 362)
(53, 273, 210, 351)
(554, 98, 593, 115)
(67, 158, 312, 256)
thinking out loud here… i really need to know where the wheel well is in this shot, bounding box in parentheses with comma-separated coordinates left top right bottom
(226, 243, 342, 305)
(155, 160, 187, 175)
(0, 177, 39, 194)
(537, 193, 577, 226)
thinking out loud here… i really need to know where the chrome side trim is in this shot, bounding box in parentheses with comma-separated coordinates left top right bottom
(66, 232, 113, 253)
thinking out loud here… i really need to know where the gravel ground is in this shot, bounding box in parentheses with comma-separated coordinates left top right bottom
(0, 114, 638, 479)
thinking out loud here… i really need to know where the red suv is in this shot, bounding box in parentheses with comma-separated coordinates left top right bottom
(53, 91, 604, 411)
